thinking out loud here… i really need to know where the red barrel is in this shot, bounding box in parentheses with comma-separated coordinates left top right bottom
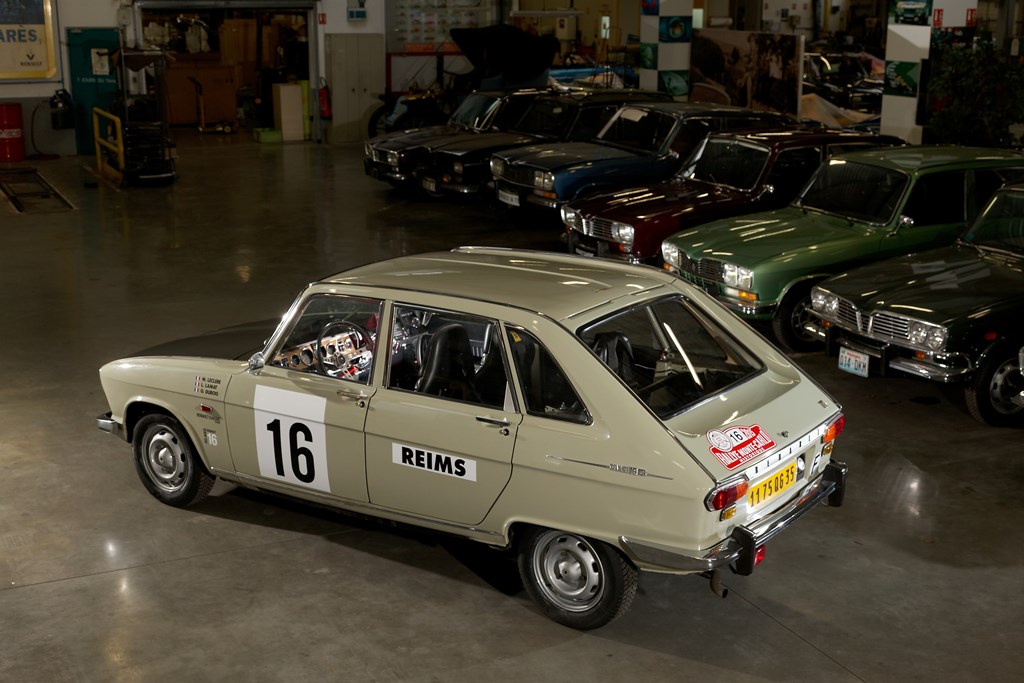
(0, 103, 26, 162)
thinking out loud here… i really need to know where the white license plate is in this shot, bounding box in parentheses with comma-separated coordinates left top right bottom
(838, 346, 869, 377)
(421, 178, 437, 193)
(498, 189, 520, 206)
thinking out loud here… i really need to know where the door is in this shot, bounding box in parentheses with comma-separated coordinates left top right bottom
(224, 294, 384, 503)
(326, 32, 384, 142)
(66, 28, 120, 155)
(363, 304, 522, 525)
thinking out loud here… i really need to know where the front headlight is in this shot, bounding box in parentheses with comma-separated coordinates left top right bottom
(534, 170, 554, 191)
(364, 142, 373, 158)
(723, 263, 754, 290)
(610, 222, 634, 246)
(908, 321, 948, 351)
(561, 205, 582, 230)
(662, 242, 680, 267)
(490, 157, 505, 178)
(452, 160, 464, 175)
(811, 288, 840, 317)
(386, 150, 400, 166)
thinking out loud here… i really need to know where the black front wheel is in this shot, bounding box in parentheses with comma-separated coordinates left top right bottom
(772, 284, 822, 353)
(132, 414, 215, 507)
(517, 527, 638, 630)
(965, 348, 1024, 427)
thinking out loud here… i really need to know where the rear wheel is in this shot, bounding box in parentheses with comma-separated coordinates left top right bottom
(517, 527, 638, 630)
(772, 283, 822, 353)
(133, 414, 215, 507)
(965, 349, 1024, 427)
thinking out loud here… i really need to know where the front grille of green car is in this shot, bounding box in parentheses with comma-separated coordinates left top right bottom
(678, 254, 724, 282)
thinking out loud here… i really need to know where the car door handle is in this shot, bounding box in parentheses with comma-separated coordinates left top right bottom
(336, 388, 369, 406)
(475, 416, 510, 427)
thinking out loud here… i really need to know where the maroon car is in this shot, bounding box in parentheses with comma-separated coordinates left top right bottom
(562, 128, 906, 264)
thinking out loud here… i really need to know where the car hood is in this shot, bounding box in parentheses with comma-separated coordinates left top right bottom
(571, 179, 749, 224)
(370, 125, 472, 152)
(434, 131, 543, 156)
(130, 320, 279, 361)
(670, 207, 872, 267)
(498, 141, 640, 170)
(820, 244, 1024, 324)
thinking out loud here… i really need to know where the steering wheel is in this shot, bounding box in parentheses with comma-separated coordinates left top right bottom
(315, 321, 371, 377)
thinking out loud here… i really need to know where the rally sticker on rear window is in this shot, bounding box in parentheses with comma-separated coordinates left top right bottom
(707, 425, 776, 470)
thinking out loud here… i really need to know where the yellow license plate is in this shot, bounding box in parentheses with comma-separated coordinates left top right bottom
(748, 462, 798, 509)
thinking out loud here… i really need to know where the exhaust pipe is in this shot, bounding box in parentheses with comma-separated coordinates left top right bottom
(703, 569, 729, 598)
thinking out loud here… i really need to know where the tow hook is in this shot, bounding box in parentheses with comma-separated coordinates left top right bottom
(702, 569, 729, 598)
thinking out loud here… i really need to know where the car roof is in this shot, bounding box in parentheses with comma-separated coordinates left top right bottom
(539, 89, 672, 105)
(705, 128, 904, 149)
(827, 145, 1024, 171)
(318, 247, 678, 322)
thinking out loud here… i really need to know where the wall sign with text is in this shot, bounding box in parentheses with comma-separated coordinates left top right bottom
(1, 0, 58, 80)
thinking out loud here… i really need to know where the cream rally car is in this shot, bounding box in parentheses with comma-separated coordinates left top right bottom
(97, 247, 847, 629)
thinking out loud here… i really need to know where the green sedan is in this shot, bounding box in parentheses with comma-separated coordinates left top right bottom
(660, 146, 1024, 351)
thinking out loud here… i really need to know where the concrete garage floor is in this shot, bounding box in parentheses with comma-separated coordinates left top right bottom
(1, 136, 1021, 682)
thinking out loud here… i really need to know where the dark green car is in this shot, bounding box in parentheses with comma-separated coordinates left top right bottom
(660, 146, 1024, 351)
(809, 183, 1024, 427)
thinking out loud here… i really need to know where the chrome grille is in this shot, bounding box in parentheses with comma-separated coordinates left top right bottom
(499, 165, 539, 187)
(372, 148, 389, 164)
(835, 299, 863, 332)
(869, 312, 910, 340)
(678, 255, 724, 283)
(580, 217, 615, 240)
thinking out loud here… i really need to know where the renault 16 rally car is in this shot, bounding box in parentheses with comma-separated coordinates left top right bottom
(97, 247, 847, 629)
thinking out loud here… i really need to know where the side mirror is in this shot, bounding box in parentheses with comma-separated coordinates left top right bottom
(889, 214, 913, 236)
(763, 183, 775, 195)
(248, 352, 265, 374)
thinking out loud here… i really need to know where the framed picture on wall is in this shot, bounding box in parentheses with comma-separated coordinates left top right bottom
(0, 0, 58, 80)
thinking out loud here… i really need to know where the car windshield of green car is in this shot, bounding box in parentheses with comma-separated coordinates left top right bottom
(683, 138, 770, 190)
(449, 93, 503, 130)
(963, 189, 1024, 255)
(797, 159, 909, 224)
(576, 295, 763, 419)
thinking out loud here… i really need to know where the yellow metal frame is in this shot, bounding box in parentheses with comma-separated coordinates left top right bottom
(92, 108, 125, 186)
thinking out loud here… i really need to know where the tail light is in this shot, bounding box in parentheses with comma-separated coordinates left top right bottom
(823, 413, 845, 444)
(705, 478, 749, 511)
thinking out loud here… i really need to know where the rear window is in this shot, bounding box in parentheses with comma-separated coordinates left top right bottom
(576, 296, 763, 419)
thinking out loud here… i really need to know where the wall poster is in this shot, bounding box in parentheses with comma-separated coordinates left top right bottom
(0, 0, 57, 80)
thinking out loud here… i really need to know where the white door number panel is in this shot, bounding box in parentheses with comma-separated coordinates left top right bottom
(254, 385, 330, 492)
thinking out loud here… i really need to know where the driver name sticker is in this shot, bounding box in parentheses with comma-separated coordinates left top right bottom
(707, 425, 776, 470)
(195, 375, 222, 397)
(254, 386, 330, 492)
(392, 443, 477, 482)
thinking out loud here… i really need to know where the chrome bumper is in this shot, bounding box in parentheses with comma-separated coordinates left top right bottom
(96, 412, 125, 439)
(620, 461, 847, 575)
(824, 325, 970, 382)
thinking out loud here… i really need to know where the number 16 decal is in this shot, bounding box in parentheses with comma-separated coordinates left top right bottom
(254, 385, 331, 492)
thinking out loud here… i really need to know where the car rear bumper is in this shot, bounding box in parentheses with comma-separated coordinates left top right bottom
(619, 461, 847, 575)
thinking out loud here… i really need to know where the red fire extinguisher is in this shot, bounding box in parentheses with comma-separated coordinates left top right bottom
(318, 78, 332, 120)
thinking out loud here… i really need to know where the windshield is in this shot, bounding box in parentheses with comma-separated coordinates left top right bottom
(576, 295, 763, 420)
(963, 189, 1024, 255)
(449, 93, 502, 130)
(685, 138, 770, 190)
(596, 107, 678, 153)
(798, 159, 909, 224)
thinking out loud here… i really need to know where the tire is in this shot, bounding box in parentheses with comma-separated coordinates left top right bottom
(132, 414, 215, 507)
(772, 283, 822, 353)
(964, 349, 1024, 427)
(517, 527, 638, 630)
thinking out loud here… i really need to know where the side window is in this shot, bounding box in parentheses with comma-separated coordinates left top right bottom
(508, 328, 589, 424)
(269, 295, 382, 383)
(387, 305, 511, 410)
(971, 168, 1024, 219)
(670, 119, 713, 158)
(902, 171, 967, 226)
(764, 147, 821, 198)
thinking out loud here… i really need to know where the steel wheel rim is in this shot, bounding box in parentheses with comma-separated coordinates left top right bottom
(142, 425, 189, 493)
(531, 531, 605, 613)
(989, 358, 1024, 416)
(790, 297, 817, 343)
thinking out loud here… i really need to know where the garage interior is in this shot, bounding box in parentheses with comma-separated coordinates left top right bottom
(0, 135, 1021, 681)
(2, 0, 1024, 681)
